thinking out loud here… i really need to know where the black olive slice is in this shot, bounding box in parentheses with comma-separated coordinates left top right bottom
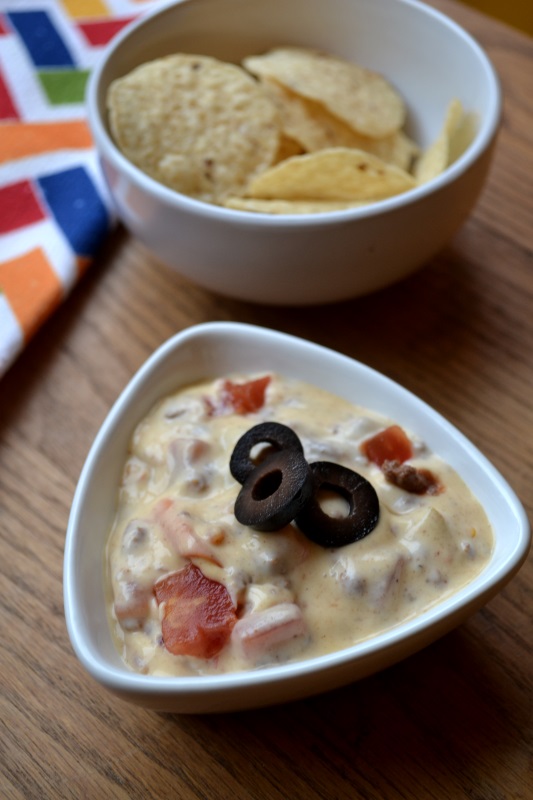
(234, 449, 312, 532)
(230, 421, 304, 485)
(295, 461, 379, 548)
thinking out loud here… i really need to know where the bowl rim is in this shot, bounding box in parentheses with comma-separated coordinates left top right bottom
(86, 0, 502, 226)
(63, 322, 530, 704)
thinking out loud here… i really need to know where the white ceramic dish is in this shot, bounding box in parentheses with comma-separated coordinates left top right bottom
(63, 322, 530, 713)
(87, 0, 501, 305)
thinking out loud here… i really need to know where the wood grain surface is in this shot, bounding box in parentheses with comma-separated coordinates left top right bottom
(1, 2, 532, 798)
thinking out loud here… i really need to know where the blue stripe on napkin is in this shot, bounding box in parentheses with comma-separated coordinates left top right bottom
(8, 10, 76, 68)
(38, 166, 110, 257)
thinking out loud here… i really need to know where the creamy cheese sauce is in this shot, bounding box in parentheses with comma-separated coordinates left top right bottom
(105, 374, 493, 676)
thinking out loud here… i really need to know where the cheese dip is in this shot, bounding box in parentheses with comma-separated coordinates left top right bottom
(105, 374, 493, 676)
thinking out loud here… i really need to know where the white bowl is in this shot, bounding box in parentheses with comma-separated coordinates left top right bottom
(87, 0, 501, 306)
(64, 322, 530, 713)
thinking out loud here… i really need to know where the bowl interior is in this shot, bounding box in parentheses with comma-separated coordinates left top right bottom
(92, 0, 499, 160)
(65, 323, 529, 709)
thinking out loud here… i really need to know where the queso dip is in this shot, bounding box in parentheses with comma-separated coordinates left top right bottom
(105, 374, 493, 676)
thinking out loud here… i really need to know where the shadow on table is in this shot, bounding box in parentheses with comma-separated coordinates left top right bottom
(160, 620, 525, 797)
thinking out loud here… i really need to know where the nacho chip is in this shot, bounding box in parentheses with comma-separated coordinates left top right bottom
(246, 147, 416, 202)
(263, 78, 419, 170)
(273, 133, 305, 163)
(380, 131, 421, 173)
(224, 197, 368, 214)
(243, 47, 405, 139)
(448, 111, 478, 164)
(414, 98, 465, 184)
(262, 78, 368, 151)
(107, 54, 280, 203)
(107, 45, 473, 215)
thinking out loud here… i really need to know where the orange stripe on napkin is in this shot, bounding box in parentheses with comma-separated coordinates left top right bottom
(0, 121, 93, 164)
(0, 249, 63, 342)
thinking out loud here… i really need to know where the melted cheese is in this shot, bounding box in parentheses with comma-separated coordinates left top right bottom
(105, 374, 493, 676)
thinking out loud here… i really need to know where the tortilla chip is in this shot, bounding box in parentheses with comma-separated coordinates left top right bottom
(273, 133, 305, 163)
(107, 54, 281, 203)
(244, 47, 405, 138)
(378, 131, 420, 172)
(107, 46, 473, 215)
(262, 78, 368, 150)
(224, 197, 368, 214)
(262, 78, 418, 169)
(414, 98, 465, 184)
(246, 147, 416, 201)
(448, 111, 478, 164)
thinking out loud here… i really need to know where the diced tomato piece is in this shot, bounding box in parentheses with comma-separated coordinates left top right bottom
(153, 564, 237, 659)
(360, 425, 413, 467)
(221, 376, 271, 414)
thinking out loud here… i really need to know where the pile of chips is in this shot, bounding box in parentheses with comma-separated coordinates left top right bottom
(107, 47, 475, 215)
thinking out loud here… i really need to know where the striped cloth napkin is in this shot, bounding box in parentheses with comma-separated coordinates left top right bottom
(0, 0, 161, 378)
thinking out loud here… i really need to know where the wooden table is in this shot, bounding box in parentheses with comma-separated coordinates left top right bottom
(1, 2, 531, 797)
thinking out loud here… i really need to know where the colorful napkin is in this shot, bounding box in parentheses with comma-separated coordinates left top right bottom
(0, 0, 161, 378)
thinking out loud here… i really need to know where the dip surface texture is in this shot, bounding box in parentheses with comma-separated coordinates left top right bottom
(105, 374, 493, 676)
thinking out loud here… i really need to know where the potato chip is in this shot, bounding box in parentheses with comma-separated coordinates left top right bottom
(262, 78, 419, 170)
(223, 197, 368, 214)
(243, 47, 405, 139)
(414, 98, 465, 184)
(246, 147, 416, 202)
(107, 54, 280, 203)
